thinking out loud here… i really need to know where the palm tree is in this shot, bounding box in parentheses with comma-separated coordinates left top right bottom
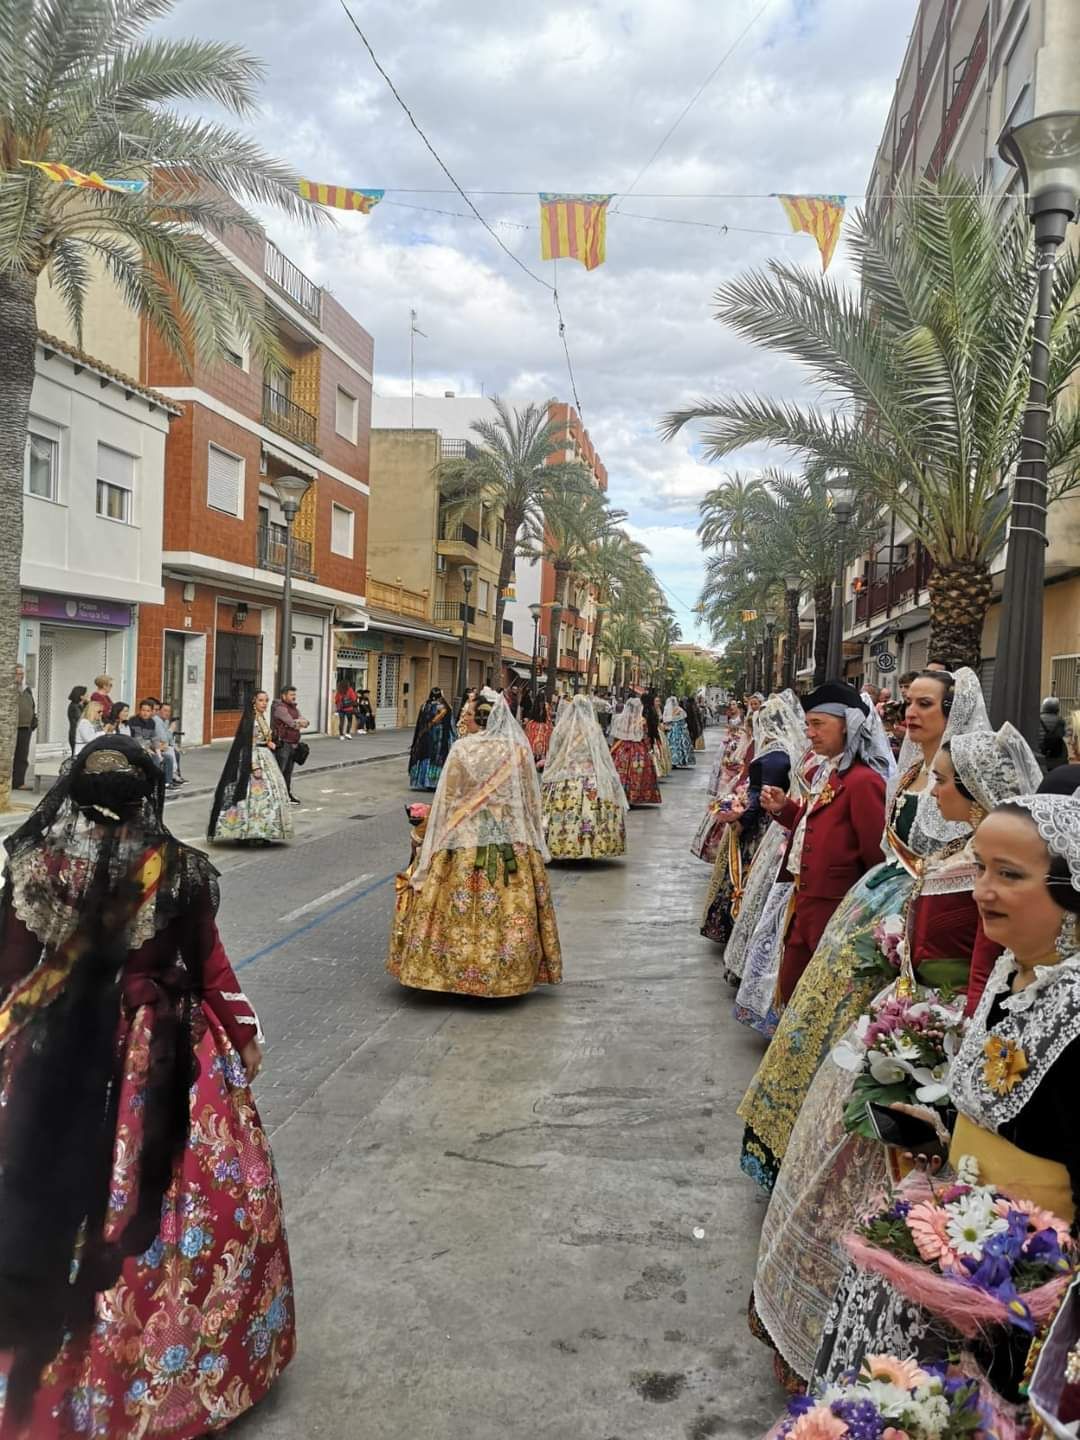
(600, 612, 649, 692)
(697, 472, 766, 554)
(435, 398, 591, 681)
(649, 611, 682, 693)
(0, 0, 313, 806)
(663, 174, 1080, 669)
(582, 531, 651, 688)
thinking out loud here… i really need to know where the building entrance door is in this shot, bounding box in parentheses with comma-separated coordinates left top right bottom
(376, 653, 401, 729)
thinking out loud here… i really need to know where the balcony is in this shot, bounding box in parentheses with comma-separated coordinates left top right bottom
(436, 516, 480, 562)
(853, 549, 934, 626)
(434, 600, 476, 625)
(263, 384, 318, 452)
(926, 7, 989, 180)
(265, 240, 322, 324)
(257, 525, 314, 579)
(439, 438, 480, 462)
(367, 577, 429, 620)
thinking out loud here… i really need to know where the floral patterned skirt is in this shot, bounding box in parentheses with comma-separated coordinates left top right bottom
(653, 734, 672, 778)
(541, 777, 626, 859)
(1, 1009, 295, 1439)
(666, 719, 695, 767)
(524, 719, 554, 769)
(210, 755, 293, 844)
(387, 844, 562, 997)
(610, 740, 661, 806)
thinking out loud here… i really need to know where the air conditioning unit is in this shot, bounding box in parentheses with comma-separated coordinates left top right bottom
(436, 554, 447, 574)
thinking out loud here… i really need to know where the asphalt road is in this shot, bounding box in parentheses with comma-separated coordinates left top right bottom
(163, 733, 781, 1439)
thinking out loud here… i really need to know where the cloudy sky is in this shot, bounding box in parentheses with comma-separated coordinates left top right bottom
(166, 0, 915, 636)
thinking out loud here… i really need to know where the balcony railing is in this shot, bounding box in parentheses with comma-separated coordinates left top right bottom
(263, 384, 318, 452)
(433, 600, 476, 624)
(264, 240, 322, 323)
(853, 548, 934, 624)
(367, 577, 429, 619)
(439, 438, 480, 462)
(437, 518, 480, 548)
(926, 7, 989, 180)
(257, 525, 314, 579)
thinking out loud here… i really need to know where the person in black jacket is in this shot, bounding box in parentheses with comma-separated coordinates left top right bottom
(1040, 695, 1069, 772)
(66, 685, 87, 755)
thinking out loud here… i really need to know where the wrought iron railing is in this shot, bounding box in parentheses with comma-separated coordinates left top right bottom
(433, 600, 476, 624)
(437, 518, 480, 548)
(257, 525, 314, 578)
(264, 240, 322, 322)
(439, 438, 480, 461)
(262, 384, 318, 452)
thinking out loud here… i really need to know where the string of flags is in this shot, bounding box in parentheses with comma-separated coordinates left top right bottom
(774, 193, 846, 271)
(20, 160, 148, 195)
(297, 180, 384, 212)
(538, 194, 612, 272)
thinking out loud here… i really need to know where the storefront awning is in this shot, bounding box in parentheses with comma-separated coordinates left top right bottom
(334, 604, 370, 634)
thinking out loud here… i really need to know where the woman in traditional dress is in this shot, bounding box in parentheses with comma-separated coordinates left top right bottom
(738, 667, 990, 1192)
(812, 792, 1080, 1415)
(0, 737, 294, 1437)
(209, 690, 293, 846)
(541, 693, 628, 860)
(663, 697, 695, 768)
(640, 691, 669, 779)
(706, 704, 750, 798)
(409, 687, 456, 790)
(700, 694, 804, 955)
(610, 697, 662, 807)
(751, 724, 1042, 1391)
(692, 703, 767, 863)
(523, 691, 555, 770)
(684, 695, 705, 752)
(387, 691, 562, 997)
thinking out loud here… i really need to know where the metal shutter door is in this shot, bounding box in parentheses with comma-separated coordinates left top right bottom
(376, 653, 400, 728)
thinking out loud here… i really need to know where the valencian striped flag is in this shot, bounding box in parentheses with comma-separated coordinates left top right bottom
(776, 194, 846, 271)
(20, 161, 147, 194)
(539, 194, 612, 271)
(298, 180, 384, 213)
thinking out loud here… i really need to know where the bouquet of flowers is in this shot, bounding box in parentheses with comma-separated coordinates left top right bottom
(852, 912, 909, 984)
(831, 992, 967, 1140)
(848, 1182, 1074, 1337)
(769, 1355, 993, 1438)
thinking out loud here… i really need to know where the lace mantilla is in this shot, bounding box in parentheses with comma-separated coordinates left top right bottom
(1010, 794, 1080, 891)
(950, 950, 1080, 1129)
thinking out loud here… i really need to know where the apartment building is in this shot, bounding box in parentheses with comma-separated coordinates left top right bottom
(854, 0, 1080, 706)
(136, 223, 373, 742)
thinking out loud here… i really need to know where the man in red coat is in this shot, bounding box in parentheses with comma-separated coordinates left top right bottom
(762, 681, 891, 1004)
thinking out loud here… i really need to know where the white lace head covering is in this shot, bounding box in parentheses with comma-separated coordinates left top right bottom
(1004, 793, 1080, 895)
(662, 697, 685, 722)
(903, 667, 992, 849)
(543, 694, 629, 809)
(413, 694, 548, 881)
(948, 723, 1044, 817)
(611, 697, 644, 742)
(752, 694, 806, 760)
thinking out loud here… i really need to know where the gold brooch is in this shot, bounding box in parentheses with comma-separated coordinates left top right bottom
(983, 1036, 1028, 1097)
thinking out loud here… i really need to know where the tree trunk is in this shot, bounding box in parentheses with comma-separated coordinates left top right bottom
(0, 270, 37, 812)
(927, 563, 992, 673)
(546, 562, 570, 699)
(491, 512, 521, 688)
(813, 583, 832, 687)
(587, 607, 605, 689)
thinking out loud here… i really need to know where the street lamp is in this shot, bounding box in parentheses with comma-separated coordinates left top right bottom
(589, 602, 606, 691)
(621, 647, 632, 697)
(457, 565, 475, 696)
(529, 602, 543, 696)
(825, 480, 857, 680)
(783, 572, 801, 690)
(271, 472, 313, 694)
(762, 609, 778, 694)
(991, 109, 1080, 743)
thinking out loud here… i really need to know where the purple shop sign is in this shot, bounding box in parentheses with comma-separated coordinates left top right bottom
(21, 591, 133, 628)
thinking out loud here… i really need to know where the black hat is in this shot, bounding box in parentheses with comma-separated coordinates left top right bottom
(801, 681, 868, 716)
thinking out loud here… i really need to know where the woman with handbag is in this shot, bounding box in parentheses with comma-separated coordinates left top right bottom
(334, 679, 358, 738)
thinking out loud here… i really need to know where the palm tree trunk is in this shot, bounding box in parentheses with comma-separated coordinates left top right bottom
(546, 562, 570, 699)
(588, 607, 605, 689)
(491, 516, 520, 688)
(813, 583, 832, 686)
(0, 271, 37, 812)
(927, 563, 992, 673)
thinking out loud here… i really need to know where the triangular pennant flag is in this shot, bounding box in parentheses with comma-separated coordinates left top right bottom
(539, 194, 612, 271)
(776, 194, 846, 271)
(21, 160, 147, 194)
(298, 181, 384, 213)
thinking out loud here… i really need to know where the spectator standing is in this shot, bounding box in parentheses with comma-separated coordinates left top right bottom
(66, 685, 87, 755)
(158, 701, 183, 780)
(356, 688, 375, 733)
(1039, 694, 1069, 771)
(334, 679, 357, 739)
(90, 673, 114, 722)
(897, 670, 918, 704)
(271, 685, 309, 804)
(12, 665, 38, 790)
(73, 699, 104, 755)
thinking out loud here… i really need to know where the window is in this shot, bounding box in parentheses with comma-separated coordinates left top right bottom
(335, 386, 358, 442)
(25, 422, 59, 501)
(477, 578, 490, 614)
(207, 443, 243, 516)
(495, 518, 506, 551)
(331, 502, 354, 557)
(222, 322, 249, 371)
(96, 443, 134, 524)
(214, 631, 262, 712)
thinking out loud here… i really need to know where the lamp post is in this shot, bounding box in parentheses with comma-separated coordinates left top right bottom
(825, 480, 857, 680)
(762, 609, 778, 694)
(457, 565, 475, 696)
(589, 602, 606, 690)
(529, 602, 542, 696)
(621, 648, 632, 698)
(783, 572, 801, 690)
(990, 109, 1080, 742)
(271, 473, 313, 695)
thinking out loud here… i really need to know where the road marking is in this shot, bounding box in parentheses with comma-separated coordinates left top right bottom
(236, 870, 395, 971)
(278, 873, 374, 923)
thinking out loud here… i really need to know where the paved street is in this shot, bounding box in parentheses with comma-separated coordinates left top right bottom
(162, 728, 780, 1439)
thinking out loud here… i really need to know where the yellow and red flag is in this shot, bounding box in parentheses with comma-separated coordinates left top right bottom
(298, 180, 384, 213)
(776, 194, 846, 271)
(539, 193, 612, 271)
(20, 160, 147, 194)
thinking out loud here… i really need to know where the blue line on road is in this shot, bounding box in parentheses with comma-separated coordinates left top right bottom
(235, 870, 396, 971)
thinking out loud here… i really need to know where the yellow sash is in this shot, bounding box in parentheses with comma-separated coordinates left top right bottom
(950, 1114, 1073, 1223)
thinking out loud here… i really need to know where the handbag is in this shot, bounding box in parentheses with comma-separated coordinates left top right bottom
(293, 740, 310, 767)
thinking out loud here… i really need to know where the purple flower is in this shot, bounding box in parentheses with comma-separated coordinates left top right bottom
(830, 1397, 885, 1439)
(1026, 1227, 1067, 1266)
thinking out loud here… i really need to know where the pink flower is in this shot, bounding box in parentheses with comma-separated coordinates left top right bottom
(995, 1195, 1072, 1245)
(788, 1409, 849, 1440)
(906, 1201, 961, 1269)
(863, 1355, 930, 1389)
(882, 1431, 911, 1440)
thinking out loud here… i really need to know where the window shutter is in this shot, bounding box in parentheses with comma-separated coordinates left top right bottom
(97, 443, 134, 487)
(207, 444, 242, 515)
(331, 503, 353, 555)
(336, 388, 357, 439)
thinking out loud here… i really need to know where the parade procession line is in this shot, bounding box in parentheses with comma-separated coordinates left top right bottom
(233, 729, 780, 1440)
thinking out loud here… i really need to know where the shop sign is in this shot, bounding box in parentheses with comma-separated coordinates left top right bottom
(876, 651, 897, 673)
(336, 630, 383, 653)
(21, 591, 132, 628)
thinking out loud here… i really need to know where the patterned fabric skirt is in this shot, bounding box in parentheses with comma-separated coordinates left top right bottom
(653, 734, 672, 778)
(666, 719, 695, 767)
(690, 797, 732, 863)
(700, 825, 757, 953)
(1, 1010, 295, 1438)
(524, 719, 554, 769)
(387, 844, 562, 997)
(611, 740, 662, 806)
(736, 860, 914, 1191)
(211, 754, 293, 844)
(542, 777, 626, 859)
(409, 757, 444, 790)
(723, 820, 787, 987)
(732, 880, 793, 1035)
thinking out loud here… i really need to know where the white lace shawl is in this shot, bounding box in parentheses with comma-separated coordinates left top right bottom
(542, 694, 628, 809)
